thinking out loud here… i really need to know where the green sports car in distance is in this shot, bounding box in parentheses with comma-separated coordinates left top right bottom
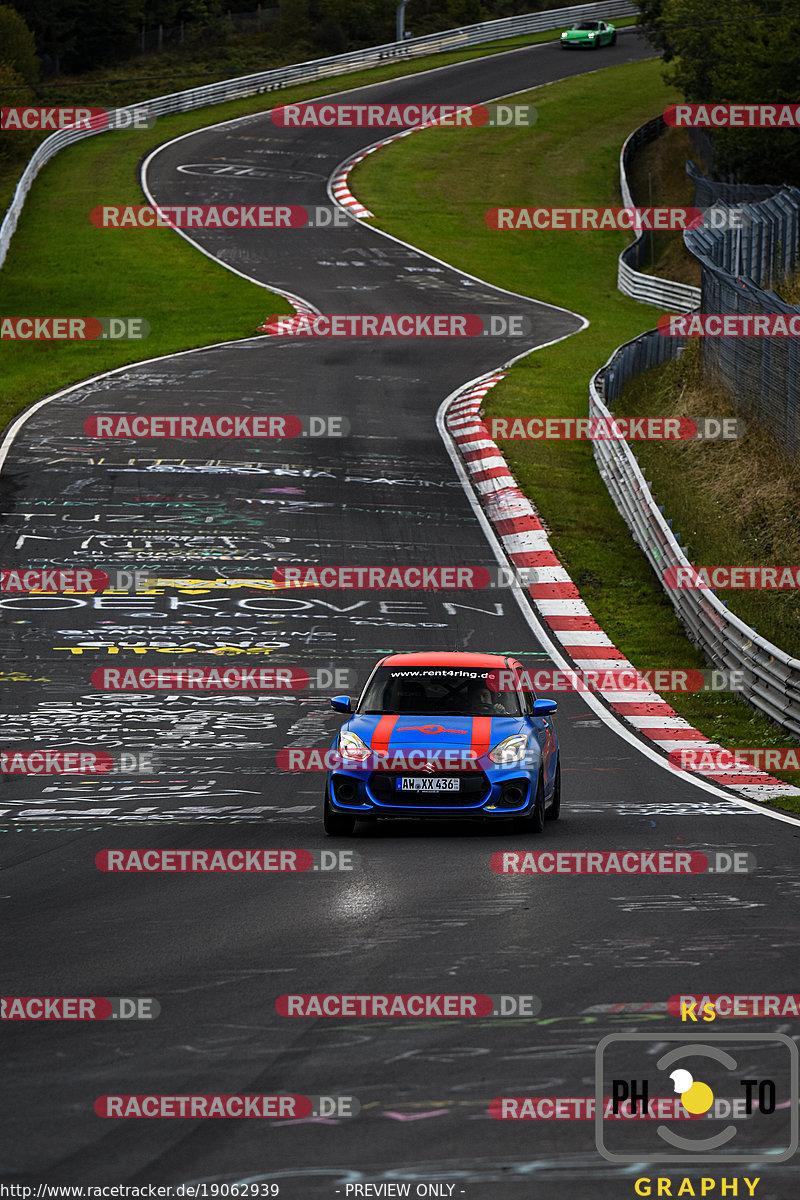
(560, 20, 617, 48)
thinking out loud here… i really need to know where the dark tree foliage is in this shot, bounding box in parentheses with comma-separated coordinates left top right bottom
(635, 0, 800, 184)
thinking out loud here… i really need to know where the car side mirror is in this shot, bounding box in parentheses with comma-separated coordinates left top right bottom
(330, 695, 352, 714)
(532, 698, 557, 715)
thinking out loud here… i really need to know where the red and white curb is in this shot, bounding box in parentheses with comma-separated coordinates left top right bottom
(329, 118, 451, 221)
(330, 149, 376, 219)
(256, 295, 318, 332)
(446, 373, 800, 805)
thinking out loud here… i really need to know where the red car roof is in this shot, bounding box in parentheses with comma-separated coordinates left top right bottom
(380, 651, 511, 667)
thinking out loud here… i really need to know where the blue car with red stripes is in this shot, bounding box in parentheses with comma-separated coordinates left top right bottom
(323, 651, 560, 835)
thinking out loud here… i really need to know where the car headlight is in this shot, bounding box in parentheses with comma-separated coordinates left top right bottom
(588, 31, 596, 38)
(339, 730, 372, 761)
(488, 734, 528, 765)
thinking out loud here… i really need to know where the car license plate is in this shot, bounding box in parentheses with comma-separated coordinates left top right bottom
(397, 776, 460, 792)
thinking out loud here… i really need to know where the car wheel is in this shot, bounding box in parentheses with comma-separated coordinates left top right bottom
(610, 32, 617, 44)
(324, 790, 356, 836)
(523, 772, 546, 833)
(546, 756, 561, 821)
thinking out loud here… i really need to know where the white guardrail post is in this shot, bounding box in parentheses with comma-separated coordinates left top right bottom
(0, 1, 636, 269)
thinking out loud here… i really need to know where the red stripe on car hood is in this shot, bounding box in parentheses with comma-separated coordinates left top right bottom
(470, 716, 493, 756)
(370, 715, 400, 752)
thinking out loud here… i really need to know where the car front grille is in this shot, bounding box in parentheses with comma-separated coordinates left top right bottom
(368, 771, 491, 808)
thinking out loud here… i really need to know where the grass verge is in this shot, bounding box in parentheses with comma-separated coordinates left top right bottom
(351, 56, 800, 794)
(0, 22, 639, 429)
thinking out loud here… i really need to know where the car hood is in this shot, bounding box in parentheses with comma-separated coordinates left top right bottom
(344, 714, 525, 755)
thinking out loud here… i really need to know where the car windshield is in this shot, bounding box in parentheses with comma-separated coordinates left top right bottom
(572, 22, 599, 30)
(357, 666, 524, 716)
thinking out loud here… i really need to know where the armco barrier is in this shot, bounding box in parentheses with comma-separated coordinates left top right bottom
(0, 1, 636, 271)
(684, 185, 800, 461)
(617, 115, 701, 313)
(590, 332, 800, 738)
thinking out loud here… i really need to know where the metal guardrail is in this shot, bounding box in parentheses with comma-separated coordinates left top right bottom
(595, 118, 800, 736)
(685, 196, 800, 461)
(617, 115, 701, 313)
(591, 333, 800, 739)
(0, 0, 636, 270)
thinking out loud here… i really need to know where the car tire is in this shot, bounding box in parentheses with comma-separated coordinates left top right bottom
(610, 32, 617, 44)
(324, 790, 356, 836)
(546, 756, 561, 821)
(523, 772, 546, 834)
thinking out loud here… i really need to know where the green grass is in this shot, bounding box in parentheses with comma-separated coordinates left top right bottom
(613, 345, 800, 658)
(0, 19, 639, 427)
(352, 56, 800, 794)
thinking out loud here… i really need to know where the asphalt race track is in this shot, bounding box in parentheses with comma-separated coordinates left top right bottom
(2, 29, 800, 1200)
